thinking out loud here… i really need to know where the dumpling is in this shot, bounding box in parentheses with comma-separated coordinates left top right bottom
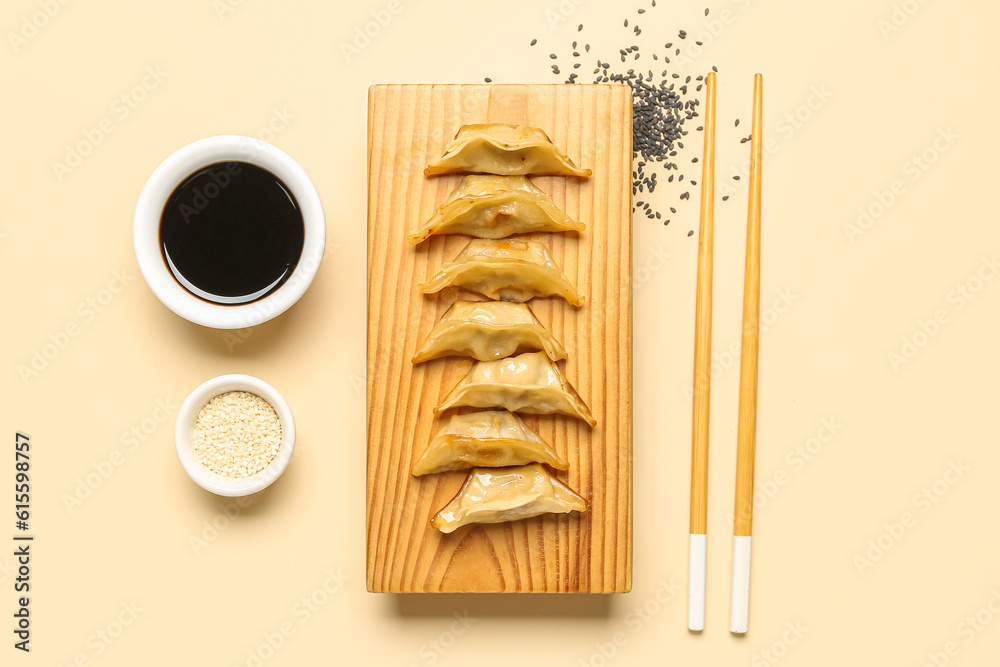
(424, 124, 591, 177)
(406, 175, 584, 244)
(434, 352, 596, 427)
(419, 239, 585, 307)
(431, 463, 586, 533)
(411, 410, 569, 476)
(412, 300, 567, 363)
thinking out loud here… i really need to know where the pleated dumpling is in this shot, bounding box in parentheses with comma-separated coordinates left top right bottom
(419, 239, 585, 307)
(411, 410, 569, 476)
(434, 352, 596, 427)
(431, 463, 587, 533)
(407, 176, 584, 244)
(412, 300, 566, 363)
(424, 124, 591, 177)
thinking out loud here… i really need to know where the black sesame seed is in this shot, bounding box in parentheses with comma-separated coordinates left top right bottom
(688, 230, 694, 236)
(705, 7, 709, 15)
(735, 119, 740, 127)
(484, 77, 492, 83)
(530, 38, 537, 46)
(679, 30, 687, 38)
(722, 196, 730, 201)
(624, 19, 629, 26)
(578, 24, 583, 31)
(712, 65, 718, 72)
(550, 53, 557, 59)
(733, 175, 740, 180)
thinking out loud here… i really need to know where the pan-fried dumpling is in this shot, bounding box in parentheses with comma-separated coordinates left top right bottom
(412, 301, 567, 363)
(419, 239, 585, 307)
(407, 176, 584, 244)
(412, 410, 569, 476)
(431, 463, 586, 533)
(434, 352, 596, 427)
(424, 124, 591, 177)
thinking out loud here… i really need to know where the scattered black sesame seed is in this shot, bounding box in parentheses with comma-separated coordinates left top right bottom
(705, 8, 710, 15)
(530, 38, 537, 46)
(696, 41, 703, 46)
(735, 118, 740, 127)
(712, 65, 718, 72)
(722, 196, 730, 201)
(692, 157, 698, 162)
(536, 9, 717, 227)
(578, 24, 583, 31)
(484, 77, 492, 83)
(688, 230, 694, 236)
(733, 175, 741, 180)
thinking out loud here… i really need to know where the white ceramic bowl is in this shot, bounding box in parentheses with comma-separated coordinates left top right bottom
(133, 135, 325, 329)
(175, 374, 296, 496)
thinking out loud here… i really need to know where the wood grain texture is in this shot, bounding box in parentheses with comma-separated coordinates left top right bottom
(734, 74, 763, 538)
(366, 84, 632, 593)
(690, 72, 716, 537)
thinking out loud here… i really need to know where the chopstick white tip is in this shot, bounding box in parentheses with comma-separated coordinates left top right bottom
(730, 535, 752, 633)
(688, 533, 707, 631)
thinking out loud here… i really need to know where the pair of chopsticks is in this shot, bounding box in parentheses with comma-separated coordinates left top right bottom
(688, 72, 763, 634)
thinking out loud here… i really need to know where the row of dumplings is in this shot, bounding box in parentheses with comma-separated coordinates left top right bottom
(408, 123, 596, 534)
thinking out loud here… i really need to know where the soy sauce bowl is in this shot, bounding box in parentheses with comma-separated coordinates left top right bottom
(133, 135, 325, 329)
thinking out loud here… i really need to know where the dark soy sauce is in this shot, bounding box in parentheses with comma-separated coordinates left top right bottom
(159, 161, 304, 306)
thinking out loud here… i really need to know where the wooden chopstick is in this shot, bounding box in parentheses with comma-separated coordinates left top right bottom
(731, 72, 763, 635)
(688, 70, 716, 632)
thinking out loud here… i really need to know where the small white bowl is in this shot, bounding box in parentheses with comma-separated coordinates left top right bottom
(133, 135, 326, 329)
(175, 374, 296, 496)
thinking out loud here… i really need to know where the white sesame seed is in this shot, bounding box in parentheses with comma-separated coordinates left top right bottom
(192, 390, 282, 478)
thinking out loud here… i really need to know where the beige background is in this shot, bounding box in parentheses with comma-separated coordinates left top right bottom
(2, 0, 999, 665)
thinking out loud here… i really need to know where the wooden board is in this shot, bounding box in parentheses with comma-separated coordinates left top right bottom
(366, 84, 632, 593)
